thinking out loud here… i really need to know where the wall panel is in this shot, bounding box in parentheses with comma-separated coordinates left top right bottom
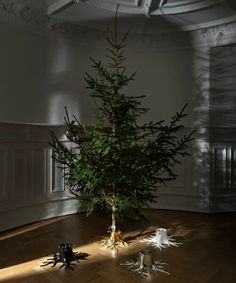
(0, 149, 8, 202)
(0, 123, 78, 232)
(32, 147, 47, 195)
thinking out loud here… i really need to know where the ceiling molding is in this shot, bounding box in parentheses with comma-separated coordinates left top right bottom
(83, 0, 224, 15)
(0, 0, 236, 51)
(0, 0, 50, 27)
(182, 15, 236, 32)
(84, 0, 165, 15)
(153, 0, 224, 15)
(85, 0, 142, 14)
(192, 21, 236, 48)
(47, 0, 75, 15)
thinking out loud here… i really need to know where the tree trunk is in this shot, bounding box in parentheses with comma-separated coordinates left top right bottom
(110, 191, 117, 244)
(111, 200, 116, 233)
(109, 187, 122, 245)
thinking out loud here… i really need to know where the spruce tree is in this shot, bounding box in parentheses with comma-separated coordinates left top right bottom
(49, 9, 194, 249)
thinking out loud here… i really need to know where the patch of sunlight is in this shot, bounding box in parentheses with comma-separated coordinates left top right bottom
(0, 226, 180, 282)
(0, 216, 68, 241)
(0, 238, 129, 282)
(0, 242, 96, 281)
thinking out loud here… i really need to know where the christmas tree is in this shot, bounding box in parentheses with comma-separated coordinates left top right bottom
(49, 8, 194, 249)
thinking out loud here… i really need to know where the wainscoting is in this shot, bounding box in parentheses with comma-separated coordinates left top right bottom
(208, 136, 236, 212)
(1, 123, 236, 232)
(0, 123, 78, 232)
(151, 128, 236, 213)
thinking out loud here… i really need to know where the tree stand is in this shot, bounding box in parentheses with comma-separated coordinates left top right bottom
(103, 226, 127, 251)
(141, 228, 181, 249)
(121, 248, 169, 278)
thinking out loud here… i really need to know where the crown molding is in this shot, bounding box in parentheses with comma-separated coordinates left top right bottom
(84, 0, 224, 16)
(127, 21, 236, 52)
(0, 0, 236, 51)
(153, 0, 224, 15)
(192, 21, 236, 48)
(0, 0, 50, 27)
(0, 0, 105, 46)
(47, 0, 75, 15)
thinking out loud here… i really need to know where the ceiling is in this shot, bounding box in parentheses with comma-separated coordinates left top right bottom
(22, 0, 236, 33)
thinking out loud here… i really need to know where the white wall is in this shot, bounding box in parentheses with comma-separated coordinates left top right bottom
(0, 19, 94, 231)
(125, 48, 194, 125)
(0, 20, 194, 126)
(0, 21, 94, 125)
(2, 10, 236, 231)
(0, 17, 198, 230)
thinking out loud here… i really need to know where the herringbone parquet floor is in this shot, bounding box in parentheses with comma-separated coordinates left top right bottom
(0, 209, 236, 283)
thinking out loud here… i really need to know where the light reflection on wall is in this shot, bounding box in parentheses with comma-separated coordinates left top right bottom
(48, 93, 80, 124)
(47, 41, 83, 125)
(191, 47, 211, 211)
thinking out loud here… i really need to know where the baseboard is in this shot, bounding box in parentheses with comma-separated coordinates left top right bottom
(0, 197, 78, 232)
(150, 193, 210, 213)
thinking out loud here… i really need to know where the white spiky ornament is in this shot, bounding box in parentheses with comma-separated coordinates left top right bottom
(141, 228, 181, 249)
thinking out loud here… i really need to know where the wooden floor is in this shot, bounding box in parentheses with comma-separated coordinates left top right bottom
(0, 209, 236, 283)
